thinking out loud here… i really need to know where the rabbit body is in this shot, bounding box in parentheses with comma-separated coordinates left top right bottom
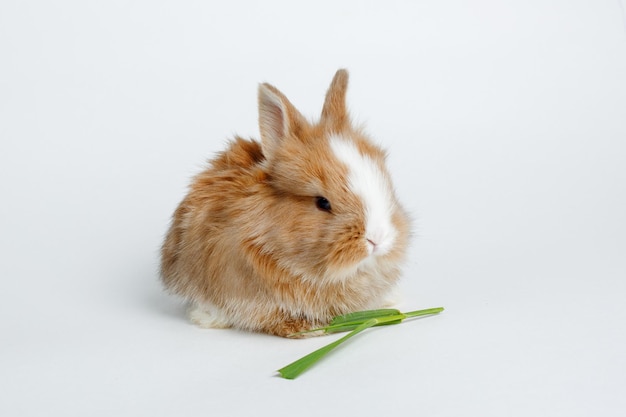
(161, 70, 410, 337)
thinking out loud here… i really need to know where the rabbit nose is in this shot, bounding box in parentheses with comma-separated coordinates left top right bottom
(366, 227, 396, 256)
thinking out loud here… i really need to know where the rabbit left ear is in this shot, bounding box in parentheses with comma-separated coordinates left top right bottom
(321, 69, 350, 131)
(258, 83, 306, 159)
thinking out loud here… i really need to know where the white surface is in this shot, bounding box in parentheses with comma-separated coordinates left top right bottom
(2, 1, 625, 416)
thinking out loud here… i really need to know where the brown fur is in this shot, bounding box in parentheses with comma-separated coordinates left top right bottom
(160, 69, 410, 337)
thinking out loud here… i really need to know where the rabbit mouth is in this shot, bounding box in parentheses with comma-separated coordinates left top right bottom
(367, 238, 388, 256)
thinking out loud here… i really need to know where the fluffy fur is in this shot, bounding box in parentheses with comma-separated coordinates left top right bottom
(161, 69, 410, 337)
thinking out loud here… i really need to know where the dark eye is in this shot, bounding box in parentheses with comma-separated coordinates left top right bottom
(315, 196, 332, 212)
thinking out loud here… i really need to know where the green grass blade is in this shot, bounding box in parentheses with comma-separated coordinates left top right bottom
(278, 306, 445, 379)
(289, 308, 401, 336)
(403, 307, 445, 318)
(277, 318, 380, 379)
(329, 309, 401, 326)
(323, 319, 404, 334)
(290, 307, 445, 336)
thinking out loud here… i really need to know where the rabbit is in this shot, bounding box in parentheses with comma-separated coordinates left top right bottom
(160, 69, 410, 337)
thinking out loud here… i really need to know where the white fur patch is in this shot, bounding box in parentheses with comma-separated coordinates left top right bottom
(329, 135, 397, 256)
(189, 303, 232, 329)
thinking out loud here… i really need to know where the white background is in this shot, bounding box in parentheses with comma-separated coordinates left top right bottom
(2, 1, 625, 416)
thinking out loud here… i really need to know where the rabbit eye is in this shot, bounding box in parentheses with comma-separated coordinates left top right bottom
(315, 196, 332, 212)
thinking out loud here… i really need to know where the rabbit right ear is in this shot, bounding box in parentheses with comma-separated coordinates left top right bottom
(258, 83, 306, 159)
(321, 69, 350, 132)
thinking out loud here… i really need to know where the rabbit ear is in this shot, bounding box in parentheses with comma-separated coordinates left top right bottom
(321, 69, 350, 131)
(258, 83, 305, 158)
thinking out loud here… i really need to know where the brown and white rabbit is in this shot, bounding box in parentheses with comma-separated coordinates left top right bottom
(160, 69, 410, 337)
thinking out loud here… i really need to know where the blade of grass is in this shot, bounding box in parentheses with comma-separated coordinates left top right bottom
(278, 307, 444, 379)
(277, 318, 380, 379)
(292, 307, 445, 336)
(330, 308, 401, 325)
(403, 307, 445, 318)
(328, 307, 445, 332)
